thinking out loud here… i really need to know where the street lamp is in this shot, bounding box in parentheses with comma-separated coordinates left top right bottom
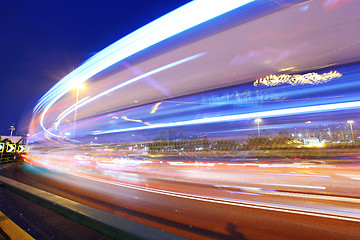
(255, 118, 262, 137)
(9, 125, 15, 142)
(73, 83, 85, 138)
(347, 120, 354, 142)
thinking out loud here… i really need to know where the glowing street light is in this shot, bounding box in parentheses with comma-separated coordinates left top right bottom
(9, 125, 15, 142)
(73, 83, 85, 138)
(347, 120, 354, 142)
(255, 118, 262, 137)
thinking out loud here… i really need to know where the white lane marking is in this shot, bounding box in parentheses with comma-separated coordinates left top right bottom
(65, 171, 360, 223)
(263, 173, 330, 178)
(260, 183, 326, 189)
(251, 188, 360, 204)
(337, 174, 360, 181)
(215, 184, 360, 204)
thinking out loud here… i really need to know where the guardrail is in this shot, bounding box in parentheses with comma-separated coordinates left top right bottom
(0, 141, 25, 165)
(0, 153, 19, 165)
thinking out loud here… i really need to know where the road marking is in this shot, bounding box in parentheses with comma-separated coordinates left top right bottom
(65, 171, 360, 223)
(259, 183, 326, 189)
(337, 174, 360, 180)
(263, 173, 330, 178)
(215, 184, 360, 204)
(0, 211, 35, 240)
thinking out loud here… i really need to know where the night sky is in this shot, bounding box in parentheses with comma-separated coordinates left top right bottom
(0, 0, 191, 136)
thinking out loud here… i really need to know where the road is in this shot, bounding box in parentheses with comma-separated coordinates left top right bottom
(1, 158, 360, 240)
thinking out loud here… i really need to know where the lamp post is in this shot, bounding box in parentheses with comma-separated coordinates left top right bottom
(73, 83, 85, 138)
(255, 118, 262, 137)
(305, 120, 311, 137)
(347, 120, 354, 142)
(9, 125, 15, 142)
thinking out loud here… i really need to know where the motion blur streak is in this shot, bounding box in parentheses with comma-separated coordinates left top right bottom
(53, 52, 204, 130)
(75, 172, 360, 222)
(24, 0, 360, 239)
(55, 97, 90, 126)
(95, 100, 360, 135)
(19, 162, 360, 223)
(34, 0, 253, 113)
(254, 71, 342, 86)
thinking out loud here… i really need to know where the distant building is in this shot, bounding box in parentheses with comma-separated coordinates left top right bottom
(303, 138, 325, 147)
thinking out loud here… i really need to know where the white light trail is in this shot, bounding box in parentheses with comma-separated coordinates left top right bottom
(337, 174, 360, 181)
(216, 184, 360, 204)
(54, 52, 205, 132)
(55, 97, 90, 128)
(33, 0, 255, 139)
(264, 173, 330, 178)
(95, 100, 360, 135)
(66, 170, 360, 223)
(259, 183, 326, 190)
(34, 0, 254, 113)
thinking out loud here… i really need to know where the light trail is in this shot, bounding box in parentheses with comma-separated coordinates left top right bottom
(34, 0, 254, 113)
(22, 1, 360, 237)
(150, 102, 162, 114)
(54, 52, 205, 127)
(94, 100, 360, 135)
(263, 173, 330, 178)
(28, 0, 360, 145)
(47, 52, 205, 138)
(259, 183, 326, 190)
(55, 97, 90, 127)
(337, 174, 360, 181)
(65, 170, 360, 223)
(216, 184, 360, 204)
(33, 0, 255, 138)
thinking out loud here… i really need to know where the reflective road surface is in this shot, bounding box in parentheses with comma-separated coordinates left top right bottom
(2, 158, 360, 240)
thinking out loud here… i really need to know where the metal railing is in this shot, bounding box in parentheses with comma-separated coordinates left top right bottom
(0, 153, 19, 165)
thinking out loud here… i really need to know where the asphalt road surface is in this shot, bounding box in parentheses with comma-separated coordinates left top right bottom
(1, 159, 360, 240)
(0, 165, 111, 240)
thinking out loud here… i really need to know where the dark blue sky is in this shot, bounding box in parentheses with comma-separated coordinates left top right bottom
(0, 0, 191, 136)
